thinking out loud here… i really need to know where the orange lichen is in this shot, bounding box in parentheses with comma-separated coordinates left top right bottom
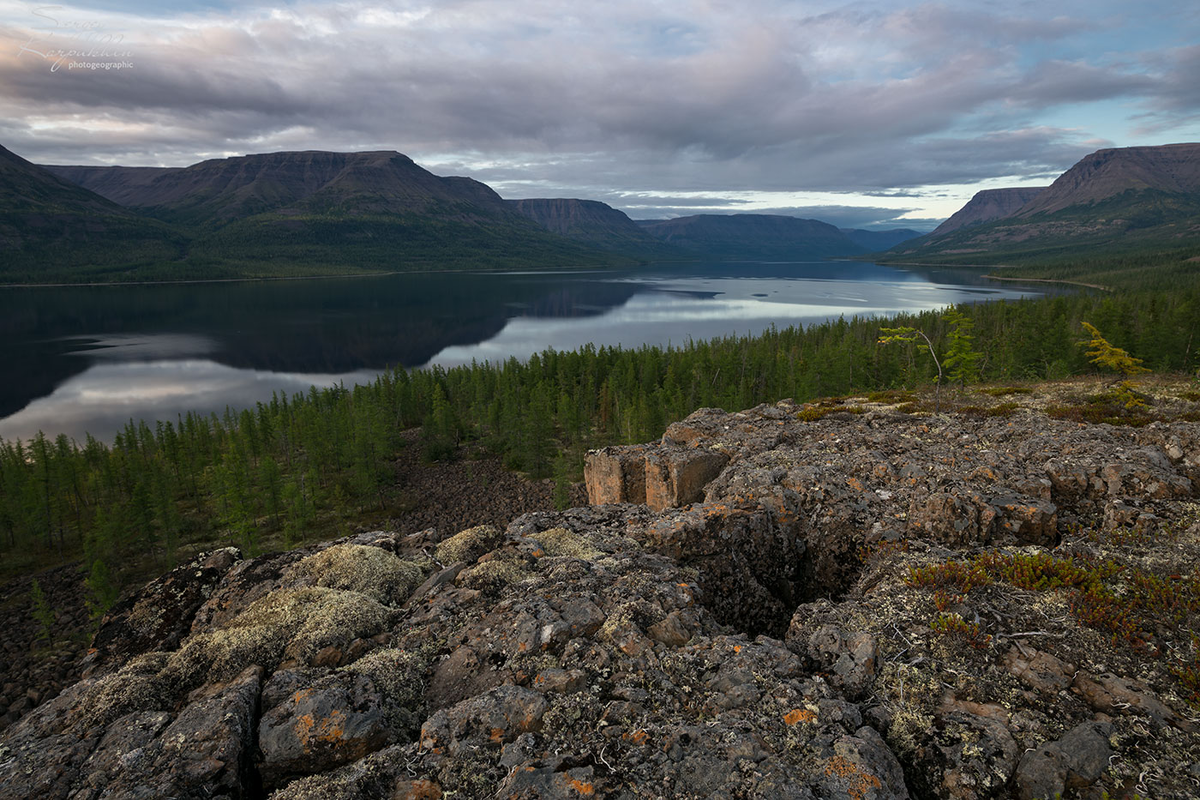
(784, 708, 816, 725)
(562, 776, 595, 796)
(824, 754, 882, 800)
(294, 709, 348, 747)
(631, 729, 650, 745)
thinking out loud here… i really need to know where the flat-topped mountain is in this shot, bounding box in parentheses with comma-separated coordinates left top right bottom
(639, 213, 867, 260)
(507, 198, 683, 258)
(17, 149, 631, 279)
(0, 144, 184, 276)
(48, 151, 513, 227)
(1015, 143, 1200, 217)
(926, 187, 1046, 238)
(883, 143, 1200, 268)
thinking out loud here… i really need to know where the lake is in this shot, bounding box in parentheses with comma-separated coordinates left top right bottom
(0, 261, 1056, 444)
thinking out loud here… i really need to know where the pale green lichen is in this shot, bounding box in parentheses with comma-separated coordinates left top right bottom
(435, 525, 502, 565)
(166, 586, 392, 687)
(287, 544, 426, 606)
(343, 647, 430, 736)
(533, 528, 602, 561)
(458, 559, 532, 592)
(80, 652, 174, 728)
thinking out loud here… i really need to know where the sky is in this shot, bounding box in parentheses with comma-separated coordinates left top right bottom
(1, 0, 1197, 230)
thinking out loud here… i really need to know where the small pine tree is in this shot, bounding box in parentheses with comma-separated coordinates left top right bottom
(1080, 322, 1150, 410)
(943, 309, 982, 387)
(29, 578, 57, 644)
(85, 559, 120, 622)
(1080, 322, 1150, 378)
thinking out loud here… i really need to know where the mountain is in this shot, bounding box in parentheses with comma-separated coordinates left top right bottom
(638, 214, 867, 260)
(47, 151, 509, 227)
(926, 187, 1046, 238)
(0, 144, 185, 279)
(29, 150, 629, 280)
(507, 198, 684, 259)
(883, 143, 1200, 269)
(1014, 143, 1200, 217)
(840, 228, 924, 250)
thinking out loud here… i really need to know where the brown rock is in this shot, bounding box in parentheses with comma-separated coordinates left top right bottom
(644, 446, 729, 511)
(584, 445, 648, 504)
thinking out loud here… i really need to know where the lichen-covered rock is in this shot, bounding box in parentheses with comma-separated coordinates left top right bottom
(3, 399, 1199, 799)
(1013, 720, 1113, 800)
(84, 547, 240, 677)
(434, 524, 503, 566)
(285, 543, 427, 606)
(258, 670, 390, 788)
(419, 685, 549, 756)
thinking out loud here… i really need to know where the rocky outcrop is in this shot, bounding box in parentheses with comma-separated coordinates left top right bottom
(3, 400, 1199, 798)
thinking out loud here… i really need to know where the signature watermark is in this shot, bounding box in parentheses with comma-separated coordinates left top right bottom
(17, 5, 135, 73)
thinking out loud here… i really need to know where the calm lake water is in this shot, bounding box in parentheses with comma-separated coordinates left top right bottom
(0, 261, 1056, 444)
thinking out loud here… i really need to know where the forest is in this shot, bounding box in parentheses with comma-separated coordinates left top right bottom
(1, 281, 1198, 616)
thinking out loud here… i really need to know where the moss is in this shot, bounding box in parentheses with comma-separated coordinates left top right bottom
(458, 559, 532, 593)
(288, 544, 426, 606)
(533, 528, 602, 561)
(435, 525, 502, 565)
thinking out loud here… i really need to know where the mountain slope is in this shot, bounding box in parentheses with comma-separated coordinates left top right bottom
(639, 214, 867, 260)
(0, 145, 185, 279)
(927, 187, 1046, 238)
(508, 198, 685, 259)
(882, 143, 1200, 272)
(1015, 143, 1200, 217)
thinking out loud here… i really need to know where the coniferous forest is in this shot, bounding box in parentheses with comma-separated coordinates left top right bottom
(2, 281, 1199, 615)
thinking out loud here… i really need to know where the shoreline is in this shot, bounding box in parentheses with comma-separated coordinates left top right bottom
(877, 260, 1112, 291)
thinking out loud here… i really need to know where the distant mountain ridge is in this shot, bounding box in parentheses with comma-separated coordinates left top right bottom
(8, 149, 631, 281)
(840, 228, 923, 251)
(638, 214, 868, 260)
(507, 198, 683, 258)
(1015, 143, 1200, 217)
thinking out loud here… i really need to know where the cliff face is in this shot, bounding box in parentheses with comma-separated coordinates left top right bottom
(926, 187, 1046, 238)
(2, 395, 1199, 799)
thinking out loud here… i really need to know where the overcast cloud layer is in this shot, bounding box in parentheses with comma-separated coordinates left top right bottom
(1, 0, 1197, 228)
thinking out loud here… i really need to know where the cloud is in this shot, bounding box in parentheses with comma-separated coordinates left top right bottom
(0, 0, 1195, 208)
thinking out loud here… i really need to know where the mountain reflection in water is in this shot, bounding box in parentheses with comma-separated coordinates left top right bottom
(0, 262, 1056, 443)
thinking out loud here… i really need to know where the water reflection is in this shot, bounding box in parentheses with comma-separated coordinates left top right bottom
(0, 261, 1057, 444)
(3, 360, 378, 445)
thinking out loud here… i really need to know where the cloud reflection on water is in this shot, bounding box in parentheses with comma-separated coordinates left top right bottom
(0, 359, 377, 445)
